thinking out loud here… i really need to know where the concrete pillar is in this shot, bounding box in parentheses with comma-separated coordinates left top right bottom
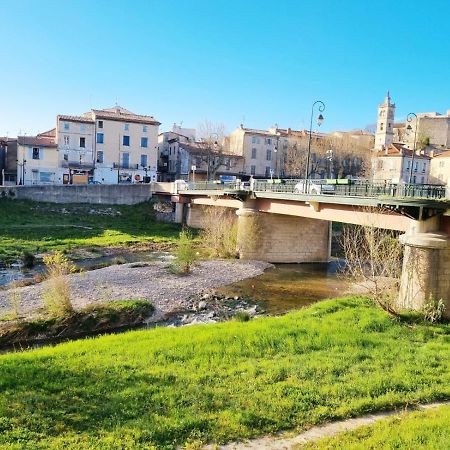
(236, 200, 331, 263)
(185, 204, 205, 228)
(174, 202, 184, 224)
(398, 232, 450, 318)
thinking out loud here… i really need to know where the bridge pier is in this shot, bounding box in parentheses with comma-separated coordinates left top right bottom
(236, 201, 331, 263)
(398, 231, 450, 318)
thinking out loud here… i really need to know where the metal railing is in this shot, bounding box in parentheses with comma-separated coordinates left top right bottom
(181, 179, 447, 200)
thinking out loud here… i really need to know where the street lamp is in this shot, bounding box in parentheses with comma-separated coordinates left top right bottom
(304, 100, 325, 192)
(326, 148, 333, 179)
(406, 112, 418, 184)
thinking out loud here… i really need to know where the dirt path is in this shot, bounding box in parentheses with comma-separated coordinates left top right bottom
(204, 401, 450, 449)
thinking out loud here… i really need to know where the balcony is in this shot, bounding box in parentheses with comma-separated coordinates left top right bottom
(113, 163, 139, 170)
(61, 160, 94, 170)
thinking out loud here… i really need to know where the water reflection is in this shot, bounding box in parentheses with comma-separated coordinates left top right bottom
(217, 260, 347, 314)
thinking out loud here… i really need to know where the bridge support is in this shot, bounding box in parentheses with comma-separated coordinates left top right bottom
(398, 232, 450, 318)
(236, 200, 331, 263)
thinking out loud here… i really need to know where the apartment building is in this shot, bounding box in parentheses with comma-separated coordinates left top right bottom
(372, 143, 430, 184)
(16, 130, 58, 185)
(158, 125, 243, 181)
(429, 150, 450, 188)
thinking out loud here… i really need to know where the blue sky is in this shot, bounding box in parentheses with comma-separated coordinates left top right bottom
(1, 0, 449, 136)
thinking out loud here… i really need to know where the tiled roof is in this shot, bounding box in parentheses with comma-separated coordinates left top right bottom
(17, 135, 57, 147)
(38, 128, 56, 137)
(376, 143, 430, 158)
(85, 106, 161, 125)
(58, 115, 94, 124)
(180, 142, 243, 158)
(433, 150, 450, 158)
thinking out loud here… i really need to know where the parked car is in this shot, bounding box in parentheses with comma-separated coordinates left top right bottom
(293, 180, 336, 194)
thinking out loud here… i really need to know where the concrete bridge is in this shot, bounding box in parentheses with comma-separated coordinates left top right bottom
(154, 179, 450, 317)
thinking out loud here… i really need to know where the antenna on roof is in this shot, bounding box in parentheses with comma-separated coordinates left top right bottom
(180, 120, 184, 127)
(242, 115, 245, 127)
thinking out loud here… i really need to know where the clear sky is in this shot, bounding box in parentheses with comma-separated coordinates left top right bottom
(1, 0, 450, 137)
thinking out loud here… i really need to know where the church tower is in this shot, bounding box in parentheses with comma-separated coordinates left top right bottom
(375, 92, 395, 150)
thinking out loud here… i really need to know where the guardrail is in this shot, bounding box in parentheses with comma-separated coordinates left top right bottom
(181, 179, 448, 200)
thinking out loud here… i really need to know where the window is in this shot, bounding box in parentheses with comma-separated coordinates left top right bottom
(265, 166, 271, 177)
(266, 149, 272, 161)
(421, 176, 424, 184)
(141, 154, 148, 167)
(63, 122, 69, 130)
(32, 148, 40, 160)
(141, 137, 148, 148)
(265, 138, 271, 145)
(98, 120, 103, 129)
(63, 135, 69, 145)
(251, 148, 257, 159)
(122, 152, 130, 168)
(97, 151, 104, 163)
(380, 123, 384, 131)
(251, 136, 260, 144)
(124, 123, 129, 131)
(224, 157, 230, 170)
(414, 161, 418, 172)
(63, 153, 68, 161)
(422, 163, 426, 172)
(39, 172, 53, 183)
(250, 165, 256, 175)
(97, 133, 104, 144)
(123, 135, 130, 146)
(80, 124, 86, 133)
(143, 125, 148, 132)
(79, 137, 86, 148)
(439, 161, 444, 168)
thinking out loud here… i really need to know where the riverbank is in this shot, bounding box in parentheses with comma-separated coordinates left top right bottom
(0, 199, 180, 264)
(0, 259, 272, 322)
(0, 296, 448, 449)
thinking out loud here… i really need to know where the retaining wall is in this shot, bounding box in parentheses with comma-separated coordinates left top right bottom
(0, 184, 153, 205)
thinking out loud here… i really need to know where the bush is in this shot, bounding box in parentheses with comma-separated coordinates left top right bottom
(171, 229, 198, 274)
(42, 251, 77, 317)
(20, 251, 35, 269)
(234, 311, 251, 322)
(423, 297, 446, 323)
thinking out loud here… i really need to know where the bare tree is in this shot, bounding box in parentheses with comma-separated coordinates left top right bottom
(340, 208, 403, 315)
(196, 120, 238, 180)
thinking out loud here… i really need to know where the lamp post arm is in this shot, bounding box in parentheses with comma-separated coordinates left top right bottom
(305, 100, 325, 192)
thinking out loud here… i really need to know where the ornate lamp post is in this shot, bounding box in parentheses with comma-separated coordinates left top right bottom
(406, 112, 418, 184)
(304, 100, 325, 192)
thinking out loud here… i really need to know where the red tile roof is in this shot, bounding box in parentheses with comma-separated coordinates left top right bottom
(58, 115, 94, 124)
(376, 143, 430, 159)
(17, 136, 56, 147)
(85, 106, 161, 126)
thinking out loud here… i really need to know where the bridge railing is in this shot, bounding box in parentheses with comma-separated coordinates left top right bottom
(252, 179, 447, 199)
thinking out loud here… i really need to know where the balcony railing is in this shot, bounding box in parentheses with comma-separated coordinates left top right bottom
(113, 163, 140, 169)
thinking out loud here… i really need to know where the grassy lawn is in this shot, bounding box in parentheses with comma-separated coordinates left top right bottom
(301, 404, 450, 449)
(0, 297, 448, 449)
(0, 199, 181, 263)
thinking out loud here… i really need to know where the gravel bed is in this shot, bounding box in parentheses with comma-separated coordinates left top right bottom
(0, 260, 272, 321)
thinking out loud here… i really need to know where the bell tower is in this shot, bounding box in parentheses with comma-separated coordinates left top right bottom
(375, 92, 395, 150)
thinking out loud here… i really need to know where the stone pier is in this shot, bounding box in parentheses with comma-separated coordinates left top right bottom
(398, 231, 450, 318)
(236, 200, 331, 263)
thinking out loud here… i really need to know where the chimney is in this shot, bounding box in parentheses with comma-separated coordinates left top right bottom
(240, 123, 244, 129)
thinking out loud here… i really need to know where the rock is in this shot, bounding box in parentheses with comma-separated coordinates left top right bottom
(202, 293, 211, 300)
(234, 296, 240, 300)
(197, 301, 207, 310)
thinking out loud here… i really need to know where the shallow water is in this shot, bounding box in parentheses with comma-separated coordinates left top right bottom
(217, 260, 347, 314)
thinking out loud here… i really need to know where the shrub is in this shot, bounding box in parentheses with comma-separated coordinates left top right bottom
(171, 229, 198, 274)
(42, 251, 77, 317)
(200, 206, 238, 258)
(20, 251, 35, 269)
(234, 311, 251, 322)
(423, 297, 446, 323)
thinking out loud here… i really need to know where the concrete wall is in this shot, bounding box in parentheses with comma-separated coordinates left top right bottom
(0, 184, 153, 205)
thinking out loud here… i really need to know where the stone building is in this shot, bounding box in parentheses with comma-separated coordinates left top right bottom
(429, 150, 450, 190)
(372, 143, 430, 184)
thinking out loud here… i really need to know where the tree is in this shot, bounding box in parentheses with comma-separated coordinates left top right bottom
(196, 120, 238, 180)
(340, 208, 403, 315)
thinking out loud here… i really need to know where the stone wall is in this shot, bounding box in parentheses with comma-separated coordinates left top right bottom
(0, 184, 153, 205)
(237, 206, 331, 263)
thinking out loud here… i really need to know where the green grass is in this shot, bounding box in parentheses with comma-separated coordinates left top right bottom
(0, 297, 448, 449)
(0, 199, 181, 263)
(301, 405, 450, 449)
